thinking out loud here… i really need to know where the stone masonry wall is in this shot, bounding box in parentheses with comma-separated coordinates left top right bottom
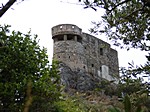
(52, 24, 119, 86)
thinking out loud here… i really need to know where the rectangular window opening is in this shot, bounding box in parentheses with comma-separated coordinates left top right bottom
(67, 35, 74, 40)
(100, 66, 102, 71)
(92, 64, 94, 67)
(100, 48, 103, 55)
(57, 35, 64, 41)
(77, 36, 82, 43)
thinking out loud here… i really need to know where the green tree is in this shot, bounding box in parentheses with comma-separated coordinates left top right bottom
(79, 0, 150, 80)
(81, 0, 150, 50)
(0, 25, 61, 111)
(79, 0, 150, 72)
(79, 0, 150, 111)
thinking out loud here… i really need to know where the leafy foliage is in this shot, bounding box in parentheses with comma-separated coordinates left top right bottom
(0, 25, 61, 111)
(114, 67, 150, 112)
(55, 90, 121, 112)
(55, 95, 86, 112)
(81, 0, 150, 50)
(80, 0, 150, 89)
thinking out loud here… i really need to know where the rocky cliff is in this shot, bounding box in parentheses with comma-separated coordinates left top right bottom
(59, 62, 103, 91)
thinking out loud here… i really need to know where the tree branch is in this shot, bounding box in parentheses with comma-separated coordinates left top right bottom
(0, 0, 17, 18)
(107, 0, 131, 14)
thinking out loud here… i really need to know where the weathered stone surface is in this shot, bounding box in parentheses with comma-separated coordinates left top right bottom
(59, 62, 100, 91)
(51, 24, 119, 91)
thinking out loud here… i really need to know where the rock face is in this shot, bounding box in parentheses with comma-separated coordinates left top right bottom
(59, 63, 101, 91)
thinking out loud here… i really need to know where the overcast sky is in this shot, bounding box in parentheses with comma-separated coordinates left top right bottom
(0, 0, 148, 68)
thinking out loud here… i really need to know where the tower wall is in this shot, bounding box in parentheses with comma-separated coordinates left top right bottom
(52, 24, 82, 37)
(51, 24, 119, 81)
(52, 24, 86, 71)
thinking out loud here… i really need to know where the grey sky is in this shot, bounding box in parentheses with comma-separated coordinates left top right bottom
(0, 0, 147, 68)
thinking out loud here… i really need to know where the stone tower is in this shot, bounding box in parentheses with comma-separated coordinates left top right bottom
(51, 24, 119, 82)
